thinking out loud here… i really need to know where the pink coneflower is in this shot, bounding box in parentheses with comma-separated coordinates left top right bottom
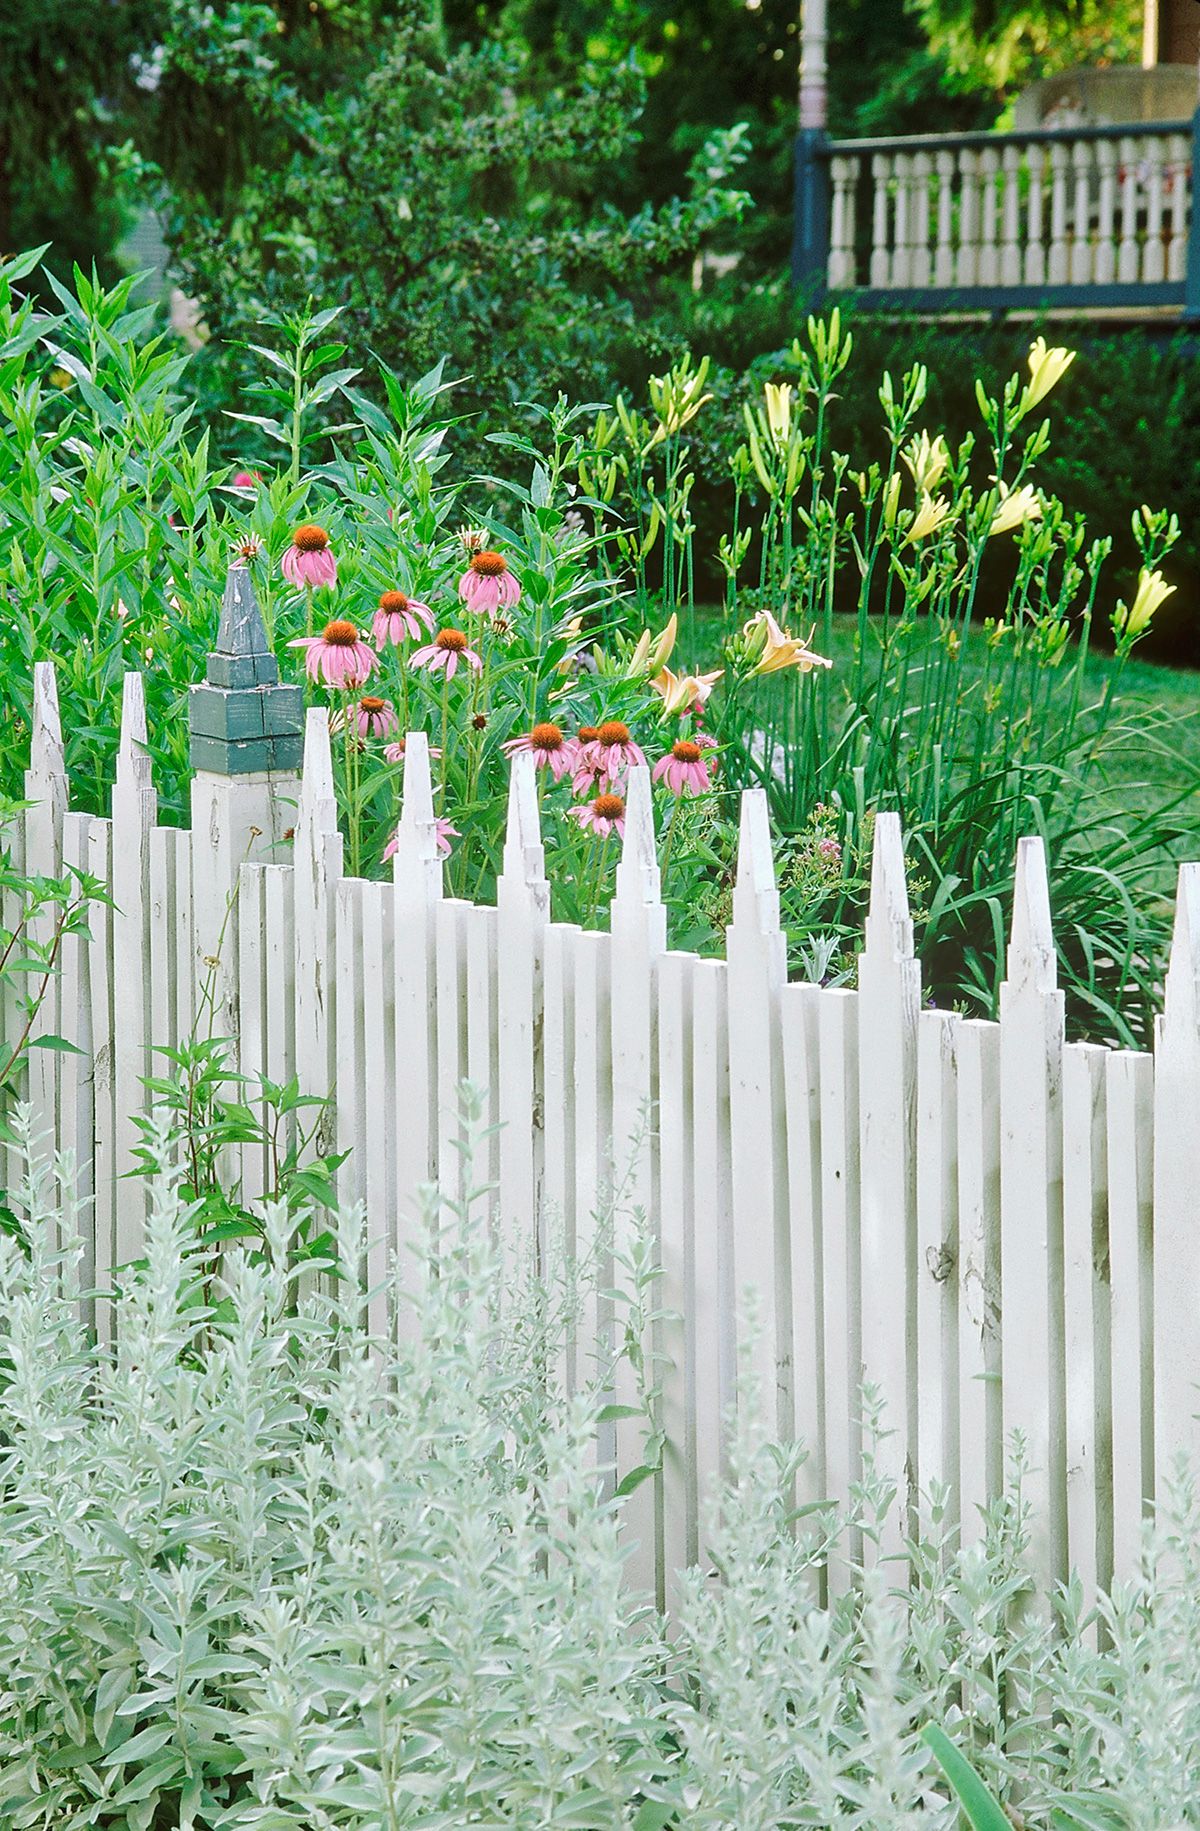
(458, 549, 521, 617)
(568, 792, 626, 839)
(333, 695, 397, 740)
(594, 720, 646, 786)
(373, 589, 433, 647)
(231, 469, 261, 489)
(384, 736, 443, 764)
(503, 721, 572, 780)
(289, 619, 378, 688)
(652, 734, 717, 796)
(282, 524, 337, 590)
(568, 725, 603, 795)
(383, 817, 459, 860)
(409, 627, 483, 680)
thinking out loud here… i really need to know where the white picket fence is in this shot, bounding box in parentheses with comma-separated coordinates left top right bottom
(8, 659, 1200, 1610)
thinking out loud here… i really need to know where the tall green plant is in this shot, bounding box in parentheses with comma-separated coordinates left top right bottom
(600, 317, 1193, 1042)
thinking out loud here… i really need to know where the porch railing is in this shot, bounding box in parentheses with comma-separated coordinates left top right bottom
(795, 115, 1200, 314)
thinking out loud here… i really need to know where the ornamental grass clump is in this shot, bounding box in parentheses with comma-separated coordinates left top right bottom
(7, 1110, 1200, 1826)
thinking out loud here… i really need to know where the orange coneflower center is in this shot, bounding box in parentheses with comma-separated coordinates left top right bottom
(594, 793, 625, 820)
(322, 620, 360, 646)
(470, 549, 508, 577)
(293, 523, 330, 552)
(597, 720, 631, 747)
(672, 740, 703, 764)
(577, 726, 599, 743)
(532, 722, 564, 751)
(379, 589, 409, 612)
(360, 696, 386, 714)
(435, 628, 469, 651)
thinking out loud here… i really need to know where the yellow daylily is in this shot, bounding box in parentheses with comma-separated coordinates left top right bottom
(989, 483, 1043, 538)
(764, 382, 793, 446)
(626, 612, 678, 678)
(1019, 337, 1076, 416)
(901, 431, 950, 496)
(744, 610, 833, 678)
(652, 664, 724, 715)
(903, 492, 954, 546)
(1115, 568, 1175, 640)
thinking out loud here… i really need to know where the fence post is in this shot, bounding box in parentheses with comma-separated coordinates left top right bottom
(1153, 862, 1200, 1497)
(999, 836, 1066, 1595)
(188, 562, 304, 1045)
(1186, 106, 1200, 320)
(609, 762, 667, 1603)
(858, 811, 921, 1557)
(726, 787, 791, 1446)
(792, 129, 832, 297)
(496, 750, 549, 1271)
(21, 663, 68, 1192)
(111, 674, 156, 1257)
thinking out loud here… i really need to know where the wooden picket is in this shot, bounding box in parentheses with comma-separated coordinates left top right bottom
(12, 656, 1200, 1607)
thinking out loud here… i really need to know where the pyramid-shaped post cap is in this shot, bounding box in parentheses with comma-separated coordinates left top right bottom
(189, 562, 304, 776)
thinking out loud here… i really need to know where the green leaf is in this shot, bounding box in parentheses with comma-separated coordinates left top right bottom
(27, 1033, 84, 1054)
(922, 1724, 1011, 1830)
(614, 1463, 657, 1498)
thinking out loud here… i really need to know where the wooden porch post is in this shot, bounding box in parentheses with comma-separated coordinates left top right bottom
(793, 0, 832, 294)
(1143, 0, 1200, 67)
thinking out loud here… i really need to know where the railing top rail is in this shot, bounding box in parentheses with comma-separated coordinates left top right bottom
(820, 117, 1196, 159)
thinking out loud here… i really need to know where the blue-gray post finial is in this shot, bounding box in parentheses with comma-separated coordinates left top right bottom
(189, 564, 304, 775)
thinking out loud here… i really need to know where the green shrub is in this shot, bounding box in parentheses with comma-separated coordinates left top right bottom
(6, 1110, 1200, 1826)
(2, 251, 1196, 1040)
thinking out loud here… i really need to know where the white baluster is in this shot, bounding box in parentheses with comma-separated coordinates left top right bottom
(1000, 144, 1023, 286)
(934, 149, 956, 286)
(1142, 134, 1167, 283)
(1048, 142, 1070, 284)
(891, 153, 913, 287)
(956, 148, 981, 286)
(1167, 132, 1189, 282)
(1070, 139, 1094, 285)
(1118, 136, 1140, 284)
(1095, 138, 1118, 285)
(911, 150, 933, 286)
(828, 155, 859, 288)
(1024, 144, 1046, 286)
(977, 146, 1001, 287)
(870, 153, 892, 288)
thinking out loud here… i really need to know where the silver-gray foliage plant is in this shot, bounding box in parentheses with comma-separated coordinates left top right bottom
(3, 1104, 1200, 1828)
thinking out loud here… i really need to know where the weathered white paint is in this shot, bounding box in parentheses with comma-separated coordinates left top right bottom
(832, 126, 1191, 299)
(14, 664, 1200, 1604)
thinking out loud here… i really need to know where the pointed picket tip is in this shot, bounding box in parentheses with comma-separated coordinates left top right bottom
(499, 749, 548, 906)
(116, 672, 153, 788)
(864, 810, 913, 963)
(731, 786, 780, 936)
(1162, 861, 1200, 1041)
(390, 730, 444, 893)
(298, 705, 336, 822)
(613, 763, 661, 911)
(28, 661, 65, 787)
(216, 563, 271, 658)
(1005, 834, 1057, 995)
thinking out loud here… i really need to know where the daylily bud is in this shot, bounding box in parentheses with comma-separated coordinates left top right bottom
(1114, 568, 1175, 640)
(764, 381, 793, 446)
(901, 430, 950, 496)
(1019, 337, 1076, 416)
